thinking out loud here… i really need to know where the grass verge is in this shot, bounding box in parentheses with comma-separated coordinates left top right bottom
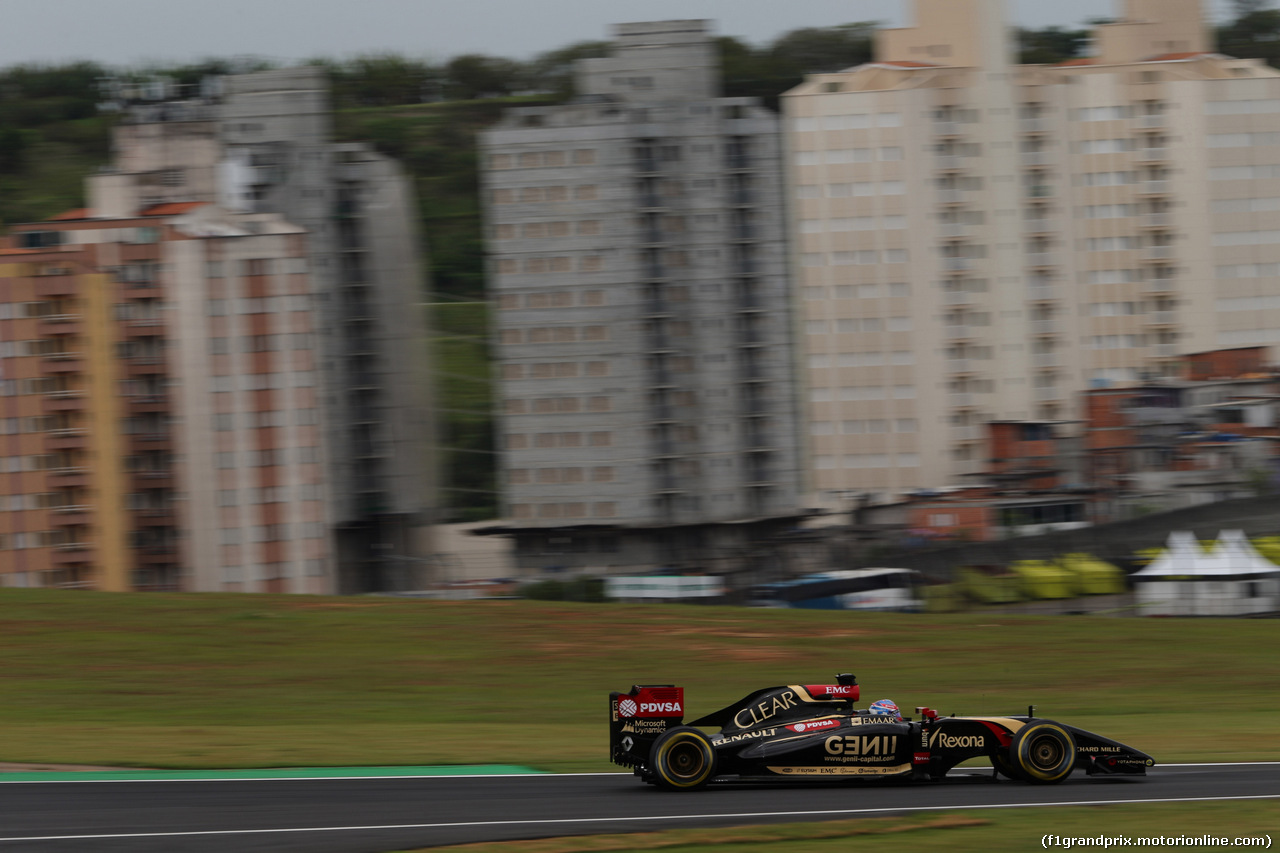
(403, 802, 1278, 853)
(0, 589, 1277, 769)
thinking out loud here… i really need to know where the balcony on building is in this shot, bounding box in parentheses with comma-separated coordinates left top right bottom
(48, 466, 91, 487)
(1027, 273, 1056, 295)
(128, 393, 170, 413)
(1027, 252, 1057, 268)
(50, 504, 93, 526)
(738, 358, 766, 381)
(124, 318, 164, 337)
(1034, 386, 1061, 402)
(1019, 117, 1047, 134)
(37, 313, 83, 336)
(42, 351, 83, 373)
(1025, 214, 1053, 235)
(46, 427, 88, 451)
(52, 543, 94, 566)
(1020, 149, 1052, 167)
(725, 141, 751, 171)
(1138, 180, 1169, 195)
(1140, 212, 1171, 229)
(34, 273, 77, 298)
(42, 388, 86, 413)
(1136, 147, 1167, 163)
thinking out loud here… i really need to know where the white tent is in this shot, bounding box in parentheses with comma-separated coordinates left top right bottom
(1134, 531, 1280, 617)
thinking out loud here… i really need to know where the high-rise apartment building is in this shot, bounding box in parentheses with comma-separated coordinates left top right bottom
(786, 0, 1280, 507)
(1, 204, 331, 592)
(481, 21, 804, 572)
(90, 67, 435, 591)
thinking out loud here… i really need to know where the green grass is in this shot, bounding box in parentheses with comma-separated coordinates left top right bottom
(404, 802, 1279, 853)
(0, 589, 1277, 769)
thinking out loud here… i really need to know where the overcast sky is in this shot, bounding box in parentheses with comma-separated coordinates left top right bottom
(1, 0, 1237, 68)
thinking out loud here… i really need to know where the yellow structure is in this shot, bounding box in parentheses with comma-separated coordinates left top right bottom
(1011, 560, 1075, 599)
(1058, 553, 1126, 595)
(959, 565, 1022, 603)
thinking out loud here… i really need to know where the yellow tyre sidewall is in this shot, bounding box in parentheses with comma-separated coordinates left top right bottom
(654, 730, 715, 789)
(1014, 723, 1075, 783)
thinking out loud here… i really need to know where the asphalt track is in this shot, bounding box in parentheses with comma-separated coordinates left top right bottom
(0, 763, 1276, 853)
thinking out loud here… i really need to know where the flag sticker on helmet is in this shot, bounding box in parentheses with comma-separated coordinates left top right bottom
(868, 699, 901, 720)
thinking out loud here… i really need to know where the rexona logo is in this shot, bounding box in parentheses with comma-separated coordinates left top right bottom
(788, 719, 841, 733)
(929, 732, 986, 749)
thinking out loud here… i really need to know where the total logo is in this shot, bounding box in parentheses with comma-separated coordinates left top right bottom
(788, 719, 841, 733)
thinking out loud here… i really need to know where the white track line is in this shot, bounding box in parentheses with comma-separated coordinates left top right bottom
(2, 793, 1278, 843)
(0, 763, 1277, 784)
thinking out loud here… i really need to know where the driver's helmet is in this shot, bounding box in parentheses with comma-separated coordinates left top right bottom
(868, 699, 901, 720)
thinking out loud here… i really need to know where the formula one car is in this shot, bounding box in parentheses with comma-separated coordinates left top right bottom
(609, 674, 1154, 790)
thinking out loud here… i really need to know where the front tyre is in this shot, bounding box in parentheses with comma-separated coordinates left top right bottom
(649, 727, 717, 791)
(1010, 721, 1075, 784)
(991, 750, 1027, 781)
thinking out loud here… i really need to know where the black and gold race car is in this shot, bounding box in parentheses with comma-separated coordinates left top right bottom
(609, 674, 1154, 790)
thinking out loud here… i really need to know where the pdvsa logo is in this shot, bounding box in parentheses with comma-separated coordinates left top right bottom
(788, 719, 840, 733)
(639, 702, 682, 714)
(618, 698, 638, 718)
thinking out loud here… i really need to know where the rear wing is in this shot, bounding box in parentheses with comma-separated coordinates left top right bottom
(609, 685, 685, 768)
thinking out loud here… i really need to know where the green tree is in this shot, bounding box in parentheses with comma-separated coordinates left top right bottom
(768, 23, 877, 76)
(0, 126, 27, 174)
(1017, 26, 1092, 64)
(442, 54, 526, 100)
(322, 55, 441, 109)
(526, 40, 611, 98)
(1218, 2, 1280, 67)
(719, 24, 875, 106)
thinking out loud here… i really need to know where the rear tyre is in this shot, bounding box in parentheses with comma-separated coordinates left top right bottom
(1009, 721, 1075, 784)
(649, 727, 717, 791)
